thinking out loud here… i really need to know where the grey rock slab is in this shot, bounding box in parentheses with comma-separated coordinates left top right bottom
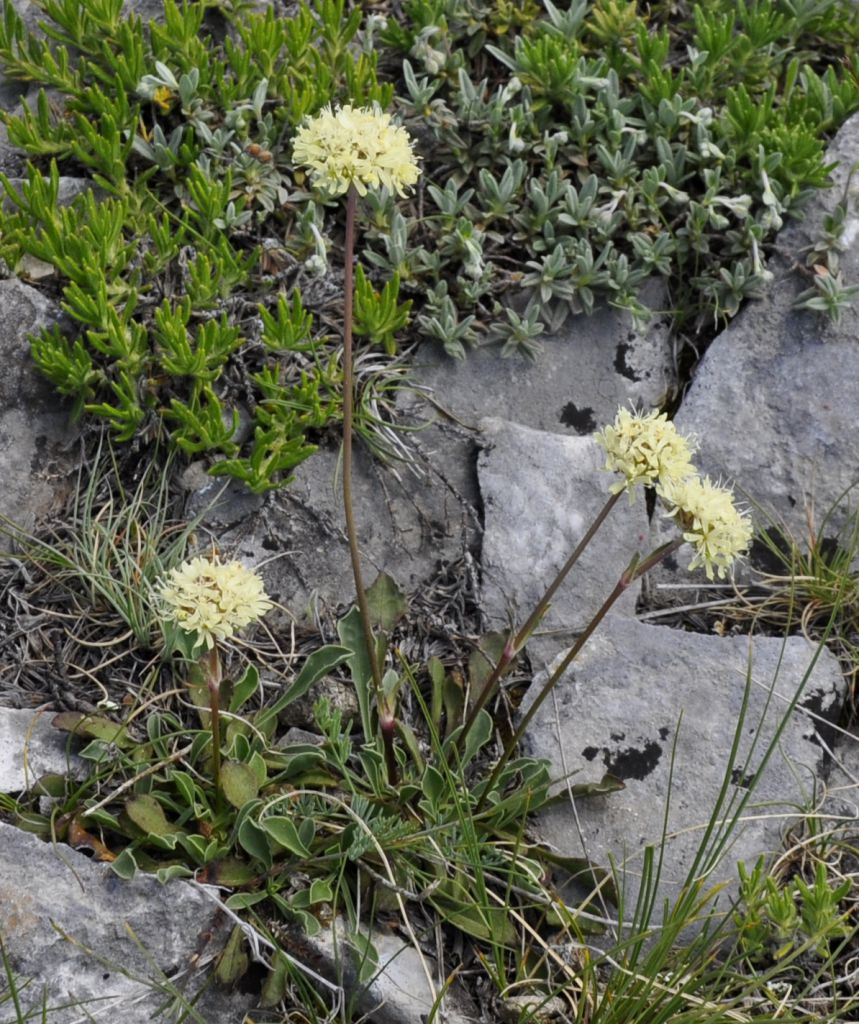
(0, 708, 84, 792)
(404, 284, 676, 439)
(522, 613, 847, 919)
(183, 422, 480, 617)
(819, 726, 859, 829)
(0, 279, 79, 539)
(478, 418, 648, 673)
(0, 820, 255, 1023)
(672, 112, 859, 553)
(305, 917, 477, 1024)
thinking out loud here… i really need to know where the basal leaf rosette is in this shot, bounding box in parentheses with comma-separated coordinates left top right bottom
(660, 475, 753, 580)
(158, 556, 273, 654)
(292, 103, 420, 198)
(595, 408, 697, 498)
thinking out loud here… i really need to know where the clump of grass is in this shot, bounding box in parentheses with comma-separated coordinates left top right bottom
(1, 436, 199, 652)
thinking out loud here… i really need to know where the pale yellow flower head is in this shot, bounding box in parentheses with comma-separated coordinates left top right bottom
(660, 475, 753, 580)
(158, 556, 273, 650)
(595, 408, 697, 498)
(292, 104, 420, 198)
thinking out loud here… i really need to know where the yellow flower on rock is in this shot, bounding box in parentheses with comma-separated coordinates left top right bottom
(292, 104, 420, 198)
(660, 475, 753, 580)
(158, 556, 273, 650)
(595, 408, 697, 498)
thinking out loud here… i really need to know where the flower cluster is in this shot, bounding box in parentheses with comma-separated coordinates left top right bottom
(660, 475, 754, 580)
(596, 408, 752, 580)
(292, 104, 420, 198)
(595, 408, 697, 498)
(158, 556, 273, 650)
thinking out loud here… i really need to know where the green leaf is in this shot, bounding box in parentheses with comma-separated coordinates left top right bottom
(428, 656, 445, 732)
(395, 719, 424, 773)
(14, 811, 52, 836)
(237, 816, 273, 870)
(259, 952, 290, 1008)
(345, 929, 379, 986)
(229, 664, 260, 713)
(155, 864, 195, 884)
(111, 847, 139, 880)
(225, 891, 269, 911)
(261, 815, 312, 857)
(420, 764, 445, 814)
(365, 572, 407, 629)
(52, 711, 131, 747)
(214, 925, 248, 987)
(29, 773, 68, 798)
(467, 632, 507, 697)
(428, 878, 517, 945)
(124, 794, 175, 836)
(264, 644, 352, 720)
(445, 709, 493, 768)
(220, 761, 260, 809)
(442, 670, 465, 740)
(338, 606, 375, 738)
(202, 857, 258, 887)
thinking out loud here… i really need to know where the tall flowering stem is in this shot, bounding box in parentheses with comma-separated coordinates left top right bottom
(340, 185, 390, 771)
(475, 538, 684, 814)
(294, 104, 420, 787)
(459, 489, 623, 746)
(472, 407, 752, 815)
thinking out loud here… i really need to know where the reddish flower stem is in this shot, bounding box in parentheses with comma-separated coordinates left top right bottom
(201, 646, 224, 815)
(341, 185, 396, 783)
(475, 537, 683, 814)
(459, 489, 623, 747)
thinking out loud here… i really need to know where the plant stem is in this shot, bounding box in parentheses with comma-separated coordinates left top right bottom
(475, 537, 683, 814)
(341, 185, 396, 782)
(202, 646, 224, 815)
(460, 489, 623, 745)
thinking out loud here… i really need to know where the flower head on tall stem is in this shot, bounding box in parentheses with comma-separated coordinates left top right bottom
(595, 407, 697, 499)
(292, 105, 420, 785)
(659, 474, 753, 580)
(158, 556, 271, 813)
(292, 104, 420, 198)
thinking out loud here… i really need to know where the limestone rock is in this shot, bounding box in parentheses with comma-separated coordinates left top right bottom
(0, 708, 84, 792)
(478, 418, 648, 672)
(0, 821, 255, 1023)
(522, 613, 847, 919)
(0, 279, 79, 539)
(304, 917, 477, 1024)
(183, 428, 479, 617)
(673, 112, 859, 553)
(406, 284, 676, 439)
